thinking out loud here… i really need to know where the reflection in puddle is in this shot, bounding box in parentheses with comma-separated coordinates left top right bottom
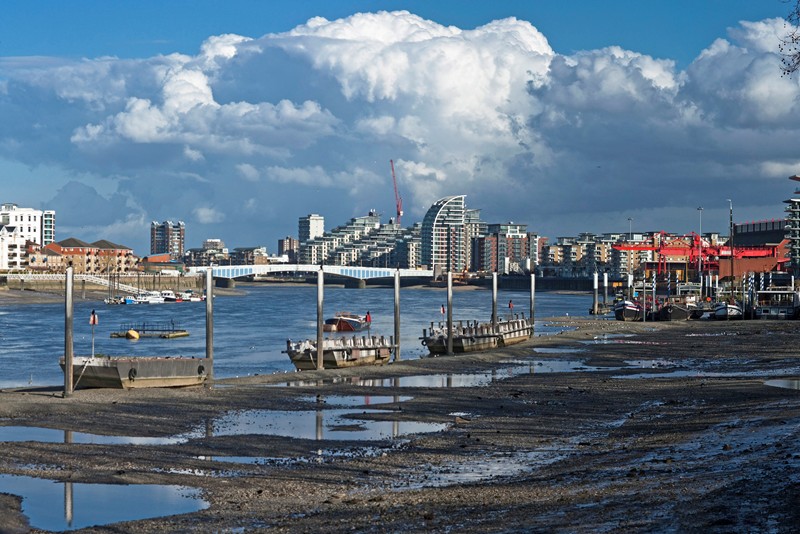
(275, 360, 597, 388)
(765, 378, 800, 390)
(533, 347, 587, 354)
(0, 474, 206, 531)
(206, 408, 445, 441)
(0, 395, 441, 445)
(0, 426, 183, 445)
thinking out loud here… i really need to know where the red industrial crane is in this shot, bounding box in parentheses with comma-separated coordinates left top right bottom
(612, 232, 782, 274)
(390, 159, 403, 226)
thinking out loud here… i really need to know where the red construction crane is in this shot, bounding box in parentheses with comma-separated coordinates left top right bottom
(390, 159, 403, 226)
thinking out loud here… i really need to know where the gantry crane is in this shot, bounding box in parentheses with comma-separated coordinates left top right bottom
(390, 159, 403, 226)
(612, 232, 782, 275)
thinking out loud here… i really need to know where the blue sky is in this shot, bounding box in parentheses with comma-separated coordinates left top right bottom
(1, 1, 798, 255)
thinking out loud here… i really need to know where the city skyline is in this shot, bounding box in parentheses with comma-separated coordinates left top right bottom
(1, 1, 797, 255)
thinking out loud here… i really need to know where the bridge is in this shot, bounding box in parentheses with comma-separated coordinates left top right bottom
(186, 264, 433, 281)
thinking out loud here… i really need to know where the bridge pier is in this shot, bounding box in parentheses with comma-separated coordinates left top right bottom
(215, 278, 236, 289)
(343, 278, 367, 289)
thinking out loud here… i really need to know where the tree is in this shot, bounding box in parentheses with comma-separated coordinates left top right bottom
(780, 0, 800, 75)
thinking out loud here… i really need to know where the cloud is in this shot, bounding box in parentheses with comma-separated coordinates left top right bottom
(193, 206, 225, 224)
(2, 10, 800, 255)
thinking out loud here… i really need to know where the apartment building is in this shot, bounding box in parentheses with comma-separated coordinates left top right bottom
(150, 220, 185, 260)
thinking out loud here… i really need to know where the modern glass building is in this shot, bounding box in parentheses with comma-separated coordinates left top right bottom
(421, 195, 470, 273)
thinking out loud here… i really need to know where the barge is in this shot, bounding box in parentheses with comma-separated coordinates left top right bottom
(60, 356, 209, 389)
(284, 335, 393, 370)
(420, 316, 533, 355)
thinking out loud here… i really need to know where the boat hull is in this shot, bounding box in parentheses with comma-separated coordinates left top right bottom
(658, 304, 694, 321)
(60, 356, 209, 389)
(713, 303, 743, 320)
(421, 318, 532, 355)
(754, 306, 799, 320)
(613, 301, 641, 321)
(285, 336, 392, 370)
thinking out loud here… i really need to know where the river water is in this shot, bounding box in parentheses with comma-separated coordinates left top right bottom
(0, 284, 595, 389)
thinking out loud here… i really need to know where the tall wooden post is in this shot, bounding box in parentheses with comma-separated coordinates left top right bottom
(530, 273, 536, 332)
(63, 267, 74, 397)
(317, 268, 324, 370)
(491, 272, 498, 330)
(593, 272, 599, 315)
(446, 271, 453, 356)
(393, 269, 401, 362)
(205, 268, 214, 381)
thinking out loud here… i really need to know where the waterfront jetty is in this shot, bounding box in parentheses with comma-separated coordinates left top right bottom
(110, 320, 189, 339)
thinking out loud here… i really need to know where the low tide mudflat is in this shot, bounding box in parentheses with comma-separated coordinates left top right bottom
(2, 316, 800, 532)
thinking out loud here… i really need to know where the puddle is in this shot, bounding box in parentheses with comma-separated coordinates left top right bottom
(533, 347, 587, 354)
(0, 474, 206, 531)
(0, 426, 183, 445)
(204, 408, 445, 441)
(389, 449, 569, 489)
(617, 367, 800, 380)
(0, 395, 427, 444)
(274, 360, 599, 388)
(764, 379, 800, 391)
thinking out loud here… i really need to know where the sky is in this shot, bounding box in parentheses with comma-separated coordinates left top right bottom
(1, 0, 798, 256)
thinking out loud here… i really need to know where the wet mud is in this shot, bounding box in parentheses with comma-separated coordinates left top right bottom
(2, 317, 800, 532)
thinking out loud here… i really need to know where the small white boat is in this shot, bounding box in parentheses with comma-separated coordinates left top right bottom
(714, 301, 743, 320)
(135, 291, 165, 304)
(178, 290, 204, 302)
(160, 290, 180, 302)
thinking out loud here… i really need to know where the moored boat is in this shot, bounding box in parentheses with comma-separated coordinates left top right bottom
(60, 355, 209, 389)
(753, 286, 800, 320)
(160, 290, 180, 302)
(323, 311, 370, 332)
(658, 302, 696, 321)
(284, 335, 393, 370)
(613, 300, 642, 321)
(420, 316, 533, 355)
(713, 301, 744, 320)
(135, 291, 165, 304)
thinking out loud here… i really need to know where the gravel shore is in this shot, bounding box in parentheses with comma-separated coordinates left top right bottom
(2, 308, 800, 532)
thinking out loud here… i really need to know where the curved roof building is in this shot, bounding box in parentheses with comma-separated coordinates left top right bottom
(421, 195, 467, 272)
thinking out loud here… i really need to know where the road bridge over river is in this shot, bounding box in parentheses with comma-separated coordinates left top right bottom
(187, 264, 433, 283)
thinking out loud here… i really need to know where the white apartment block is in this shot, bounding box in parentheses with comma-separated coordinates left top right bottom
(299, 214, 325, 245)
(0, 225, 26, 270)
(0, 203, 55, 246)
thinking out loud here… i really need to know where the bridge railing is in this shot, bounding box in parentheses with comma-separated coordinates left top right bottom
(186, 264, 433, 280)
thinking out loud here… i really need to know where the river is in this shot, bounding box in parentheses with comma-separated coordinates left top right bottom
(0, 284, 596, 388)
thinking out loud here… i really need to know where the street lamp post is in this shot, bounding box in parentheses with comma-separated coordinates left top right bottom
(728, 199, 734, 293)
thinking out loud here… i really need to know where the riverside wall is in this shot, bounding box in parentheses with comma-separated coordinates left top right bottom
(1, 274, 205, 295)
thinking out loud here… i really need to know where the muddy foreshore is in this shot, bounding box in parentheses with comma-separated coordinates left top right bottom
(2, 306, 800, 532)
